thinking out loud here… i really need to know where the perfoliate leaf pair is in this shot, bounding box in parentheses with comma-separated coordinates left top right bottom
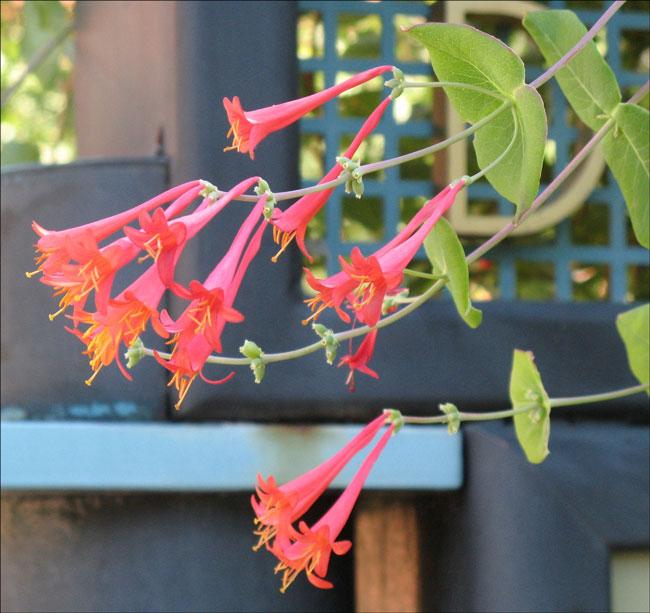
(408, 23, 546, 219)
(524, 10, 649, 249)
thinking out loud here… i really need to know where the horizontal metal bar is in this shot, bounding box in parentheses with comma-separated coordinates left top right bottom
(0, 421, 463, 493)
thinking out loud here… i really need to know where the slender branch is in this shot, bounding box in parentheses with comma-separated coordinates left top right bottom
(1, 23, 74, 108)
(550, 383, 649, 407)
(529, 0, 625, 90)
(467, 79, 649, 263)
(399, 404, 537, 425)
(213, 101, 512, 203)
(396, 382, 649, 427)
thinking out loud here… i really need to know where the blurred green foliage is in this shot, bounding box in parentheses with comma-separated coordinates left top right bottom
(1, 0, 75, 165)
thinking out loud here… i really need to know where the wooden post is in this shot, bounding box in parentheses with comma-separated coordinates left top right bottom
(354, 495, 421, 612)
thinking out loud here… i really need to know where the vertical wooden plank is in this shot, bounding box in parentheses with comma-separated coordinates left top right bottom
(74, 1, 178, 162)
(354, 494, 421, 612)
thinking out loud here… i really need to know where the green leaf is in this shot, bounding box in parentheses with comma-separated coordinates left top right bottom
(424, 217, 482, 328)
(474, 85, 547, 216)
(408, 23, 524, 123)
(523, 10, 621, 131)
(602, 103, 650, 249)
(408, 23, 546, 215)
(616, 304, 650, 393)
(509, 350, 551, 464)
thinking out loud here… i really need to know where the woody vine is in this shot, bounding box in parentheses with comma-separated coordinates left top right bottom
(27, 2, 649, 592)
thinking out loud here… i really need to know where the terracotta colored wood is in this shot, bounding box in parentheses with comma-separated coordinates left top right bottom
(354, 495, 421, 613)
(74, 1, 178, 162)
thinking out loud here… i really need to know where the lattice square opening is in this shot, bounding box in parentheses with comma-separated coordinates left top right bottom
(469, 259, 500, 301)
(516, 261, 555, 301)
(627, 265, 650, 302)
(394, 14, 429, 63)
(399, 136, 434, 181)
(300, 133, 326, 181)
(571, 202, 610, 246)
(297, 11, 324, 59)
(336, 13, 382, 58)
(572, 263, 610, 301)
(341, 195, 384, 243)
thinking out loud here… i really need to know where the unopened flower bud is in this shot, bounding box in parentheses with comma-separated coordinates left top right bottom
(255, 179, 277, 221)
(124, 337, 146, 369)
(199, 179, 219, 201)
(336, 156, 364, 199)
(383, 408, 404, 434)
(250, 357, 266, 384)
(439, 403, 461, 434)
(239, 339, 263, 360)
(312, 323, 339, 365)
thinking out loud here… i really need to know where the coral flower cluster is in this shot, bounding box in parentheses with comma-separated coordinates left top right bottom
(252, 415, 395, 591)
(29, 64, 465, 409)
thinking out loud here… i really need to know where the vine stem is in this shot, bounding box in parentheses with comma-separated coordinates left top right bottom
(467, 79, 649, 263)
(211, 100, 511, 203)
(396, 383, 650, 426)
(529, 0, 625, 90)
(550, 383, 649, 407)
(399, 404, 537, 425)
(142, 80, 649, 369)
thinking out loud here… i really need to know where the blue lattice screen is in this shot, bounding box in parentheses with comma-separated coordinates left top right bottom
(297, 0, 649, 303)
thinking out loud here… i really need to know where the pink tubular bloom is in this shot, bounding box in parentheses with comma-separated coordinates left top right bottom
(32, 183, 206, 322)
(338, 330, 379, 392)
(124, 177, 260, 292)
(270, 424, 395, 592)
(29, 180, 201, 278)
(71, 263, 171, 386)
(155, 195, 268, 410)
(223, 66, 393, 159)
(251, 414, 386, 552)
(304, 180, 465, 328)
(271, 96, 392, 262)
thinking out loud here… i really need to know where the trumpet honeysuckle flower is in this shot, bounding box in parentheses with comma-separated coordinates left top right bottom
(304, 181, 465, 327)
(40, 233, 140, 322)
(29, 180, 201, 279)
(251, 414, 386, 552)
(155, 196, 268, 410)
(271, 97, 392, 262)
(338, 330, 380, 392)
(124, 177, 260, 293)
(32, 183, 205, 322)
(223, 66, 393, 159)
(71, 263, 170, 386)
(269, 423, 394, 592)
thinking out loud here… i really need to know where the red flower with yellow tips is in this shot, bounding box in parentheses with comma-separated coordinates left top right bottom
(223, 66, 392, 159)
(271, 96, 392, 262)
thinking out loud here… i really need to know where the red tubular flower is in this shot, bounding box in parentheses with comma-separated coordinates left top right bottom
(223, 66, 393, 159)
(32, 183, 206, 323)
(124, 177, 260, 292)
(251, 414, 386, 552)
(155, 196, 268, 409)
(40, 234, 140, 322)
(270, 424, 395, 592)
(29, 180, 201, 279)
(271, 96, 392, 262)
(338, 330, 379, 392)
(72, 263, 170, 386)
(304, 181, 465, 327)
